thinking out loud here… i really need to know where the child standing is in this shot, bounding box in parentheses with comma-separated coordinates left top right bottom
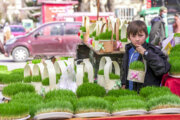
(121, 20, 170, 92)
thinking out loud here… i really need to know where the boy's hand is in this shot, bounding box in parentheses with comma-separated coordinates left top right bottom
(136, 45, 146, 55)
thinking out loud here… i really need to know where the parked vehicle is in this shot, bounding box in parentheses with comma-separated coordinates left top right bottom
(10, 25, 26, 37)
(4, 22, 81, 62)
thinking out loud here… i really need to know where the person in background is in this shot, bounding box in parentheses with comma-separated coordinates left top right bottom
(121, 20, 170, 92)
(3, 22, 11, 45)
(0, 40, 8, 57)
(149, 6, 167, 48)
(173, 13, 180, 33)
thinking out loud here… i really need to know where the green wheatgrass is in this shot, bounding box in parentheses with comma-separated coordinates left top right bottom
(23, 76, 32, 83)
(76, 83, 106, 98)
(169, 51, 180, 58)
(83, 72, 89, 83)
(31, 100, 74, 117)
(11, 68, 24, 75)
(2, 73, 23, 84)
(89, 30, 96, 38)
(98, 69, 104, 75)
(120, 38, 128, 42)
(129, 61, 145, 71)
(32, 75, 42, 82)
(147, 94, 180, 111)
(75, 96, 110, 114)
(139, 86, 171, 98)
(103, 96, 117, 104)
(0, 102, 29, 119)
(31, 59, 41, 64)
(109, 73, 120, 80)
(174, 33, 180, 37)
(0, 71, 11, 84)
(45, 89, 76, 100)
(94, 36, 99, 41)
(80, 26, 86, 32)
(169, 57, 180, 74)
(107, 89, 137, 97)
(0, 65, 8, 71)
(42, 76, 61, 86)
(170, 44, 180, 53)
(98, 30, 113, 40)
(112, 99, 146, 112)
(2, 83, 35, 97)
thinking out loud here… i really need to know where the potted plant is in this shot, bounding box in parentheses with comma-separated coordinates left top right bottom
(128, 61, 145, 83)
(76, 83, 106, 98)
(92, 36, 99, 51)
(75, 96, 110, 118)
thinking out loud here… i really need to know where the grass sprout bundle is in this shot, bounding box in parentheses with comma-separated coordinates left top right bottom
(11, 92, 43, 107)
(0, 65, 8, 71)
(170, 44, 180, 53)
(2, 83, 35, 97)
(11, 68, 24, 75)
(80, 26, 86, 32)
(107, 89, 137, 97)
(31, 100, 74, 117)
(0, 102, 29, 119)
(45, 89, 76, 100)
(117, 95, 144, 101)
(56, 73, 62, 82)
(0, 72, 11, 84)
(129, 61, 145, 71)
(76, 83, 106, 98)
(2, 72, 23, 84)
(112, 99, 146, 112)
(139, 86, 171, 98)
(32, 59, 41, 64)
(83, 72, 89, 83)
(23, 76, 32, 83)
(147, 94, 180, 111)
(169, 51, 180, 58)
(169, 57, 180, 75)
(32, 75, 42, 82)
(98, 69, 104, 75)
(174, 33, 180, 37)
(75, 96, 110, 113)
(109, 73, 120, 80)
(103, 96, 117, 103)
(121, 38, 128, 42)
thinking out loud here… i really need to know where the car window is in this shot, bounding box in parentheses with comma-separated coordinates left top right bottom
(34, 24, 64, 36)
(11, 27, 25, 32)
(65, 23, 80, 35)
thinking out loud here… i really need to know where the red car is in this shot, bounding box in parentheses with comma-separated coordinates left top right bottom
(5, 22, 81, 62)
(10, 25, 26, 37)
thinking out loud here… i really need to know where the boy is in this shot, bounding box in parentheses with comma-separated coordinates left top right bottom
(121, 20, 170, 92)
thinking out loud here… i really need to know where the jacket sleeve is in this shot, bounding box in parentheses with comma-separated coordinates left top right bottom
(0, 41, 5, 54)
(149, 21, 161, 45)
(144, 47, 170, 76)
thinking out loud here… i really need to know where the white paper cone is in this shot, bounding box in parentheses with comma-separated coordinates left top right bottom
(83, 59, 94, 83)
(76, 64, 84, 86)
(24, 64, 34, 77)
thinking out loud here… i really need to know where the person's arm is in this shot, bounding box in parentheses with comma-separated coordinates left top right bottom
(143, 48, 170, 76)
(0, 41, 5, 54)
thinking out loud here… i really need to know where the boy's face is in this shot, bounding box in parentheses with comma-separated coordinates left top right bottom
(129, 31, 147, 47)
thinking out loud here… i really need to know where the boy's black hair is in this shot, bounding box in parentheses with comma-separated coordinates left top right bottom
(127, 20, 148, 38)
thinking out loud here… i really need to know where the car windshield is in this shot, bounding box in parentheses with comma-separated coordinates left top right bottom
(11, 27, 25, 32)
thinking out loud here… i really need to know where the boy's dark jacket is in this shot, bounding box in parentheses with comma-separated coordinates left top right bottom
(121, 43, 170, 89)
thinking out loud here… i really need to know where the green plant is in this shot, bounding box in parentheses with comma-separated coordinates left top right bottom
(129, 61, 145, 71)
(11, 92, 43, 107)
(23, 76, 32, 83)
(103, 96, 117, 103)
(109, 73, 120, 79)
(45, 89, 76, 100)
(169, 51, 180, 58)
(98, 30, 113, 40)
(121, 38, 128, 42)
(0, 71, 11, 84)
(113, 29, 121, 40)
(2, 73, 23, 84)
(75, 96, 110, 113)
(169, 57, 180, 74)
(32, 75, 42, 82)
(94, 36, 99, 41)
(112, 99, 146, 112)
(98, 69, 104, 75)
(0, 103, 29, 119)
(147, 94, 180, 111)
(11, 68, 24, 75)
(80, 26, 86, 32)
(56, 73, 62, 82)
(0, 65, 8, 71)
(31, 100, 73, 117)
(42, 78, 49, 86)
(2, 83, 35, 97)
(174, 33, 180, 37)
(117, 95, 144, 101)
(83, 72, 89, 83)
(147, 90, 173, 100)
(139, 86, 171, 98)
(32, 59, 41, 64)
(170, 44, 180, 53)
(76, 83, 106, 98)
(107, 89, 137, 97)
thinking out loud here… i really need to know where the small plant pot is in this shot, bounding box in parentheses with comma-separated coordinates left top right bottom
(174, 37, 180, 45)
(83, 32, 89, 43)
(107, 79, 119, 90)
(31, 82, 42, 93)
(127, 69, 145, 83)
(99, 40, 113, 53)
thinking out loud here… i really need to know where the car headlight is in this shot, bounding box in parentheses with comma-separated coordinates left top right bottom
(5, 38, 17, 45)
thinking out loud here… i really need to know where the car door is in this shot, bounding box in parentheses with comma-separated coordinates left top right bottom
(62, 23, 81, 56)
(31, 23, 64, 55)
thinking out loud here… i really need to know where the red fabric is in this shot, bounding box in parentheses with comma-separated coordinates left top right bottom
(161, 73, 180, 96)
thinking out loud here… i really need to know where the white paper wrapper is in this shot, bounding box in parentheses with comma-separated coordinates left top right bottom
(24, 64, 34, 77)
(127, 69, 145, 83)
(76, 64, 84, 86)
(75, 112, 110, 118)
(82, 59, 94, 83)
(34, 112, 73, 119)
(121, 22, 127, 39)
(112, 110, 147, 116)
